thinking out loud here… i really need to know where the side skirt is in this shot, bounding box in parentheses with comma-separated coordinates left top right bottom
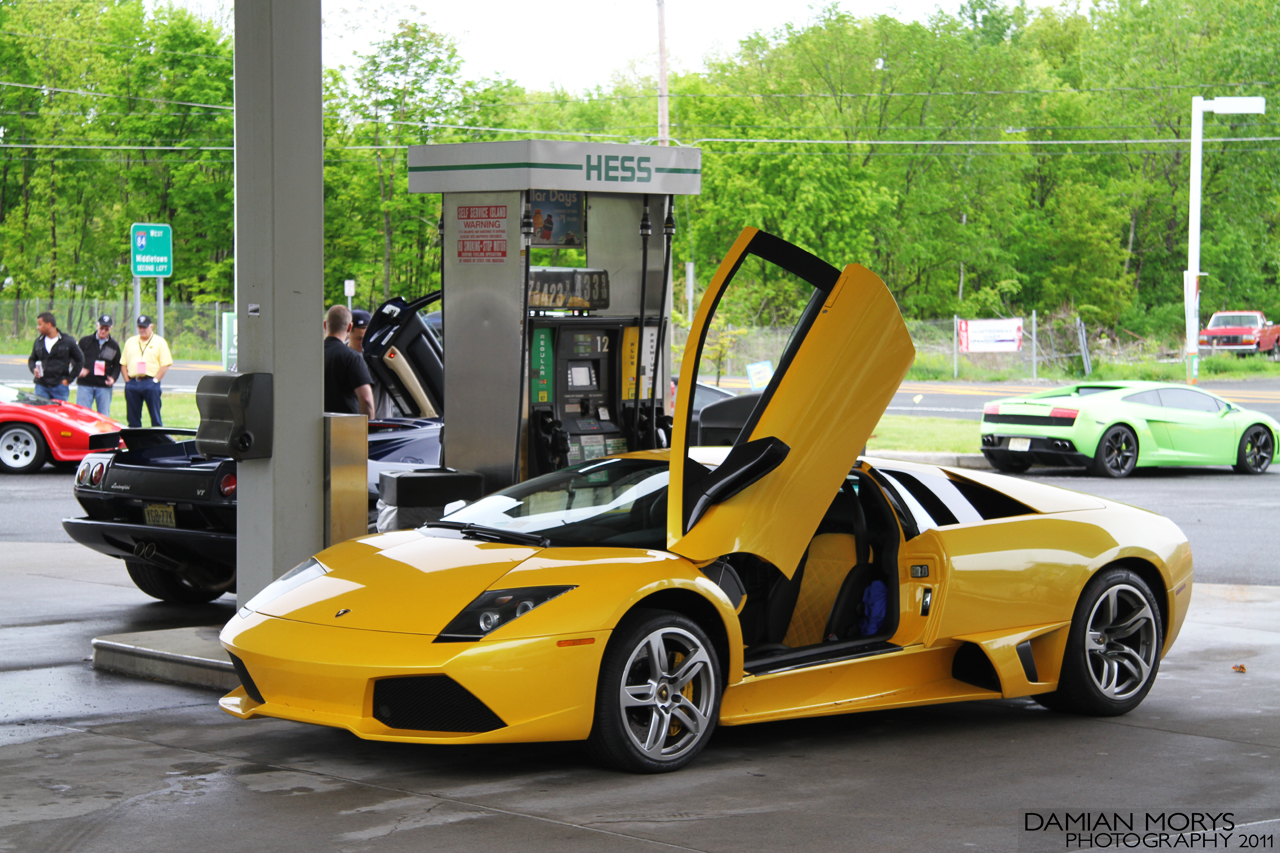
(719, 643, 998, 727)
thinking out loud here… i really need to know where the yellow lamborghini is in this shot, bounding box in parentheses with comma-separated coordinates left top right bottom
(220, 229, 1193, 773)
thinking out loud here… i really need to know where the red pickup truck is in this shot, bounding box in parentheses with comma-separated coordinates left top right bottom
(1199, 310, 1280, 359)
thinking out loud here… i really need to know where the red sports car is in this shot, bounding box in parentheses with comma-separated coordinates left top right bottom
(0, 384, 122, 473)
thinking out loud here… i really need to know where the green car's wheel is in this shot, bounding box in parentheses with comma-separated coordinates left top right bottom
(587, 608, 721, 773)
(1036, 567, 1163, 716)
(1091, 425, 1138, 478)
(1233, 424, 1274, 475)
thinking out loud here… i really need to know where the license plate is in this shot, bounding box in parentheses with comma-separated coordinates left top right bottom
(1008, 437, 1031, 452)
(144, 504, 176, 528)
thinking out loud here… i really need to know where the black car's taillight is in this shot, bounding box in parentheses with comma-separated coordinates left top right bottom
(90, 462, 105, 485)
(219, 473, 237, 497)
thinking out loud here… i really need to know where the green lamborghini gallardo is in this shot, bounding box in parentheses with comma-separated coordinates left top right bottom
(980, 381, 1278, 478)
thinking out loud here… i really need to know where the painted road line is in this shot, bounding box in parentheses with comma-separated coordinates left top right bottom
(886, 405, 983, 414)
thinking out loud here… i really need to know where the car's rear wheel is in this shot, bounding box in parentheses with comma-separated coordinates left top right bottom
(1035, 568, 1162, 716)
(1270, 342, 1280, 363)
(125, 560, 229, 604)
(587, 609, 721, 773)
(1233, 424, 1274, 474)
(1091, 425, 1137, 478)
(0, 423, 47, 473)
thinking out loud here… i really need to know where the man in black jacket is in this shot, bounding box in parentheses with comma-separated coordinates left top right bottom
(75, 314, 122, 415)
(28, 312, 84, 402)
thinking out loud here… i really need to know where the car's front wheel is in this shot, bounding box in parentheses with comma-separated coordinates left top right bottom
(0, 423, 47, 473)
(1036, 567, 1163, 716)
(1091, 425, 1138, 478)
(1233, 424, 1274, 474)
(126, 560, 231, 604)
(587, 609, 721, 773)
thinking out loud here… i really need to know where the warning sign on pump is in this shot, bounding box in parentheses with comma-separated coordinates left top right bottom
(457, 205, 508, 263)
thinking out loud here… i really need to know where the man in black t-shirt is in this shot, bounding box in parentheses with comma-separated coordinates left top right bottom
(323, 304, 375, 417)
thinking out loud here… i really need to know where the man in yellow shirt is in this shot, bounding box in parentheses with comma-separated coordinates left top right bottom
(121, 315, 174, 427)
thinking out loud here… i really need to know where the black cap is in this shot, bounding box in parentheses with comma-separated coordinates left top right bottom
(97, 314, 113, 327)
(136, 315, 153, 328)
(351, 309, 371, 329)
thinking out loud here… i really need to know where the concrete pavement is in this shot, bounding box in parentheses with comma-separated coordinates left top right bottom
(1, 543, 1278, 851)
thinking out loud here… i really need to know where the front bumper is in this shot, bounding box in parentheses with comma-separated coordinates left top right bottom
(219, 610, 608, 744)
(62, 517, 236, 576)
(1198, 343, 1257, 354)
(980, 434, 1092, 468)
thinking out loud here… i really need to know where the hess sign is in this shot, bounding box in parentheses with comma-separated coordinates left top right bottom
(130, 223, 173, 278)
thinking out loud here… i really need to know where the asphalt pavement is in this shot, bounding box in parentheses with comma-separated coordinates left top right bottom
(888, 379, 1280, 422)
(0, 355, 220, 393)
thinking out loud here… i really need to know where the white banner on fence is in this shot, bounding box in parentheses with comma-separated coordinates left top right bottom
(959, 317, 1023, 353)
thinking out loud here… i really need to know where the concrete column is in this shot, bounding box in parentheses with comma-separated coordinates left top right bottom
(233, 0, 324, 603)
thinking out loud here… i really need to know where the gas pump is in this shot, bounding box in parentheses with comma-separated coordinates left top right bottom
(407, 140, 701, 490)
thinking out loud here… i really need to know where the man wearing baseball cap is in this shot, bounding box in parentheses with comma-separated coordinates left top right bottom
(121, 315, 173, 427)
(347, 309, 394, 419)
(76, 314, 122, 415)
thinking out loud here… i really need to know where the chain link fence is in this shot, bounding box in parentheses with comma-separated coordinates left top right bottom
(671, 311, 1182, 383)
(1, 299, 228, 361)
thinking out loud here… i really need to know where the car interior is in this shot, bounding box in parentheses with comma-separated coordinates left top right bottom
(711, 469, 903, 675)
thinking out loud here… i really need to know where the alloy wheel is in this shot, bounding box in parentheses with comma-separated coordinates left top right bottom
(1101, 429, 1136, 475)
(618, 626, 715, 762)
(1243, 426, 1274, 473)
(1084, 584, 1158, 701)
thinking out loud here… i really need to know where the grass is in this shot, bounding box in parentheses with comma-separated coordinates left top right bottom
(866, 415, 981, 453)
(149, 392, 200, 428)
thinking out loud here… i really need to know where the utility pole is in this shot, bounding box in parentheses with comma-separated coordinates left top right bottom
(657, 0, 670, 146)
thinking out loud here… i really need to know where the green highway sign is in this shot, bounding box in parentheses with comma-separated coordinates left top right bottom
(130, 222, 173, 277)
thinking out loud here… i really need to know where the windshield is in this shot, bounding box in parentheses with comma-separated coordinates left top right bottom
(1209, 314, 1260, 328)
(442, 457, 669, 549)
(0, 385, 51, 406)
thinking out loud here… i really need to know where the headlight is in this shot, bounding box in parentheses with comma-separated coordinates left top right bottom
(437, 586, 575, 641)
(237, 558, 329, 618)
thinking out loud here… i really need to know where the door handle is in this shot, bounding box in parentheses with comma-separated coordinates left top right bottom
(921, 587, 933, 616)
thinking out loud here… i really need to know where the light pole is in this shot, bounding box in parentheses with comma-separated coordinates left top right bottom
(657, 0, 669, 146)
(1185, 95, 1265, 384)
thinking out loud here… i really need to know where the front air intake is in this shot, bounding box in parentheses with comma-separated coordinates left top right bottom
(228, 653, 266, 704)
(372, 675, 506, 733)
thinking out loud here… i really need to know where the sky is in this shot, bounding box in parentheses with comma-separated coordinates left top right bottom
(153, 0, 1015, 93)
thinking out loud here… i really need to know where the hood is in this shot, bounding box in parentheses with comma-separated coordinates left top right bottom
(48, 400, 119, 430)
(666, 228, 915, 577)
(254, 530, 541, 635)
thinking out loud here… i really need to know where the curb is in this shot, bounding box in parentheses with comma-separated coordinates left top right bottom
(92, 626, 237, 691)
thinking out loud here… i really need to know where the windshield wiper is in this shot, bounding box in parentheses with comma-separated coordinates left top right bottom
(423, 520, 549, 548)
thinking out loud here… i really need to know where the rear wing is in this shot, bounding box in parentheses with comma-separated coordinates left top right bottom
(88, 427, 198, 452)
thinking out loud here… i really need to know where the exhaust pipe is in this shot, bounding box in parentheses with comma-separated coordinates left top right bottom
(132, 540, 180, 569)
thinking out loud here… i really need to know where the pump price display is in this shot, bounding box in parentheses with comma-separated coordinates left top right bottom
(456, 205, 508, 264)
(528, 267, 610, 310)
